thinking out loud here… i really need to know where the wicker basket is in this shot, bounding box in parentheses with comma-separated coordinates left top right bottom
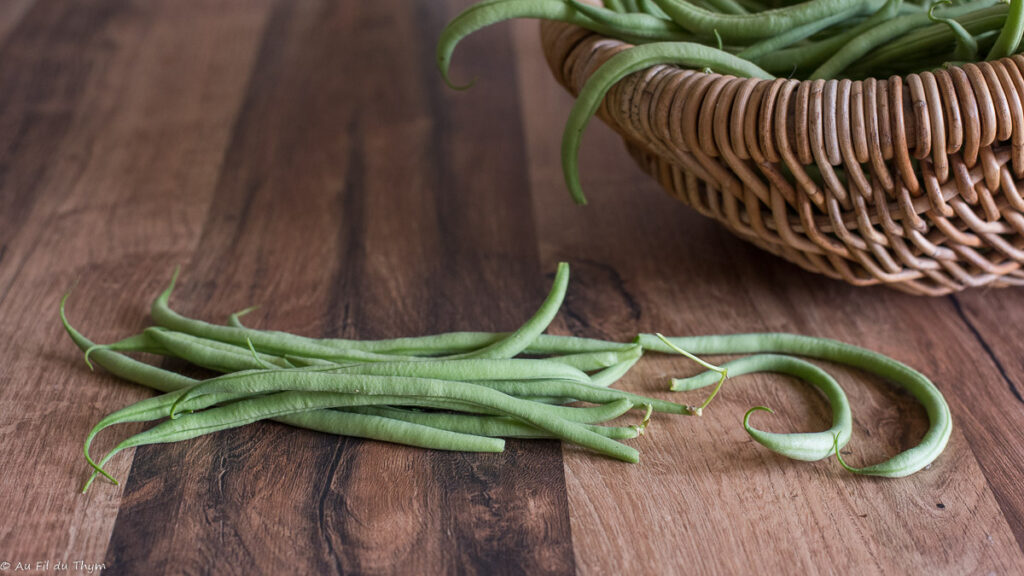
(540, 21, 1024, 295)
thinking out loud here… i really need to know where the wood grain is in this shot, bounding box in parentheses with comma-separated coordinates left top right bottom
(0, 1, 1021, 574)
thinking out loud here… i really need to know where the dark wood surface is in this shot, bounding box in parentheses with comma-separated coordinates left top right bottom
(1, 1, 1022, 574)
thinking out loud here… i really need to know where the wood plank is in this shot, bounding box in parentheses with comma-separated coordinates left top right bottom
(0, 0, 271, 565)
(510, 18, 1024, 574)
(951, 289, 1024, 548)
(0, 0, 35, 49)
(103, 1, 573, 573)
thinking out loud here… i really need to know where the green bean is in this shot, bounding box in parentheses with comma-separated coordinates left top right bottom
(568, 1, 696, 41)
(672, 354, 852, 461)
(753, 0, 902, 73)
(437, 0, 692, 90)
(229, 305, 633, 356)
(82, 332, 168, 371)
(472, 378, 694, 414)
(145, 327, 295, 371)
(326, 331, 635, 356)
(639, 333, 952, 477)
(737, 7, 860, 60)
(703, 0, 751, 16)
(171, 357, 637, 421)
(82, 387, 255, 485)
(85, 388, 503, 483)
(156, 264, 574, 362)
(810, 1, 984, 78)
(987, 0, 1024, 59)
(563, 42, 772, 204)
(172, 370, 639, 462)
(603, 0, 627, 11)
(152, 274, 417, 362)
(63, 297, 512, 490)
(456, 262, 569, 359)
(87, 391, 509, 490)
(327, 358, 591, 382)
(928, 1, 978, 61)
(345, 406, 642, 439)
(545, 343, 643, 372)
(851, 3, 1004, 72)
(637, 0, 671, 18)
(589, 355, 642, 387)
(652, 0, 884, 42)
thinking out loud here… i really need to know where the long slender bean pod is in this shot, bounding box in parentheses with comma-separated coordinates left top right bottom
(753, 0, 903, 73)
(589, 355, 642, 387)
(988, 0, 1024, 59)
(230, 307, 634, 356)
(145, 327, 295, 371)
(673, 354, 852, 461)
(652, 0, 884, 42)
(437, 0, 693, 89)
(456, 262, 569, 359)
(639, 333, 951, 477)
(157, 264, 572, 363)
(737, 7, 859, 60)
(810, 1, 984, 78)
(63, 297, 509, 489)
(928, 1, 978, 61)
(87, 391, 508, 490)
(568, 1, 697, 40)
(563, 42, 772, 204)
(545, 343, 643, 372)
(472, 378, 694, 414)
(346, 406, 642, 439)
(171, 370, 640, 462)
(328, 358, 591, 383)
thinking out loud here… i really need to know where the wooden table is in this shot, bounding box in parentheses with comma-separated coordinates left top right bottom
(2, 1, 1022, 573)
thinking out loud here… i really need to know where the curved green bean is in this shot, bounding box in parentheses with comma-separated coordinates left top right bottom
(987, 0, 1024, 59)
(568, 1, 696, 40)
(437, 0, 694, 90)
(752, 0, 902, 73)
(145, 327, 296, 371)
(811, 1, 984, 78)
(851, 3, 1004, 72)
(456, 262, 569, 359)
(737, 7, 859, 60)
(652, 0, 883, 42)
(154, 263, 572, 363)
(639, 333, 952, 477)
(672, 354, 852, 461)
(563, 42, 772, 204)
(929, 1, 978, 61)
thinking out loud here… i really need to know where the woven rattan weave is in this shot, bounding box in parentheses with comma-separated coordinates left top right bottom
(540, 21, 1024, 295)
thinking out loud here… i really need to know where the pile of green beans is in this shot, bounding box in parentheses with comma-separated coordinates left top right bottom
(438, 0, 1024, 203)
(63, 263, 951, 491)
